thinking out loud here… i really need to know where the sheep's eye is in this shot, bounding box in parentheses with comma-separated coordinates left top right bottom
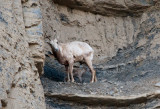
(57, 42, 59, 44)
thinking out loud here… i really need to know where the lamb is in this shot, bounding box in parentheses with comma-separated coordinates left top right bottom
(69, 64, 92, 82)
(47, 38, 97, 83)
(65, 67, 86, 82)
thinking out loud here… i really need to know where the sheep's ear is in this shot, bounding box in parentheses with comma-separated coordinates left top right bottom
(46, 37, 51, 41)
(45, 38, 51, 44)
(53, 38, 58, 43)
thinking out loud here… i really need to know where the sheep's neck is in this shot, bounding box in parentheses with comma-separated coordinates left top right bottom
(52, 45, 60, 59)
(52, 45, 66, 64)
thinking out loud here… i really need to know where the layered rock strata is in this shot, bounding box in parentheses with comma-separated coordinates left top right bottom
(0, 0, 45, 109)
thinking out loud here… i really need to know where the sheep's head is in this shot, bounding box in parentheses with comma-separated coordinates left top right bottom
(50, 38, 59, 51)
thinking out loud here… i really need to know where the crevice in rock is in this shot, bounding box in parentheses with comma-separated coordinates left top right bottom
(25, 22, 41, 29)
(35, 61, 44, 76)
(1, 99, 8, 108)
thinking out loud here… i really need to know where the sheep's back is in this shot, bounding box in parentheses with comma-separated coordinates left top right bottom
(63, 41, 93, 56)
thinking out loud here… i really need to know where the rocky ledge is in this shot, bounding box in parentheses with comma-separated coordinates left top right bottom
(45, 90, 160, 107)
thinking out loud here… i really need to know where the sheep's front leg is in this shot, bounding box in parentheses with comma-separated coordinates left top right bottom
(69, 62, 74, 82)
(65, 65, 70, 82)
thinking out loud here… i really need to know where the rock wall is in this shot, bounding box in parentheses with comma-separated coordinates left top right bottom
(0, 0, 45, 109)
(22, 0, 44, 75)
(42, 0, 159, 64)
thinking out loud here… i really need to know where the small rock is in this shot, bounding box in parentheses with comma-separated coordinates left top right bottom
(109, 90, 114, 95)
(120, 86, 124, 89)
(155, 82, 160, 87)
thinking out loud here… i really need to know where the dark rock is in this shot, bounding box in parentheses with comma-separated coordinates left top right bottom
(53, 0, 158, 17)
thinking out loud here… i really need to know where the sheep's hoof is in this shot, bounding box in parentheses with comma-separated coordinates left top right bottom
(71, 80, 75, 83)
(94, 77, 97, 82)
(65, 77, 70, 82)
(90, 80, 94, 83)
(67, 80, 70, 82)
(67, 79, 70, 82)
(71, 79, 75, 83)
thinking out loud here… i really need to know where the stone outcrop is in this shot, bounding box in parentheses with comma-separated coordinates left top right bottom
(0, 0, 45, 109)
(53, 0, 158, 17)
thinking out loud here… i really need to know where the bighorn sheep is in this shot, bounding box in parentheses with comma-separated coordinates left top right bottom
(47, 36, 97, 83)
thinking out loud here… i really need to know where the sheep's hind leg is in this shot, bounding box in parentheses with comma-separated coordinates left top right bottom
(94, 74, 97, 82)
(84, 58, 96, 83)
(69, 62, 74, 82)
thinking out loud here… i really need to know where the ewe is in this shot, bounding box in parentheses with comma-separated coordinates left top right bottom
(47, 38, 97, 83)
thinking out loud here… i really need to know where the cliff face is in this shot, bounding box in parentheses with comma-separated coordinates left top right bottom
(42, 0, 160, 64)
(0, 0, 160, 109)
(0, 0, 45, 109)
(41, 0, 160, 108)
